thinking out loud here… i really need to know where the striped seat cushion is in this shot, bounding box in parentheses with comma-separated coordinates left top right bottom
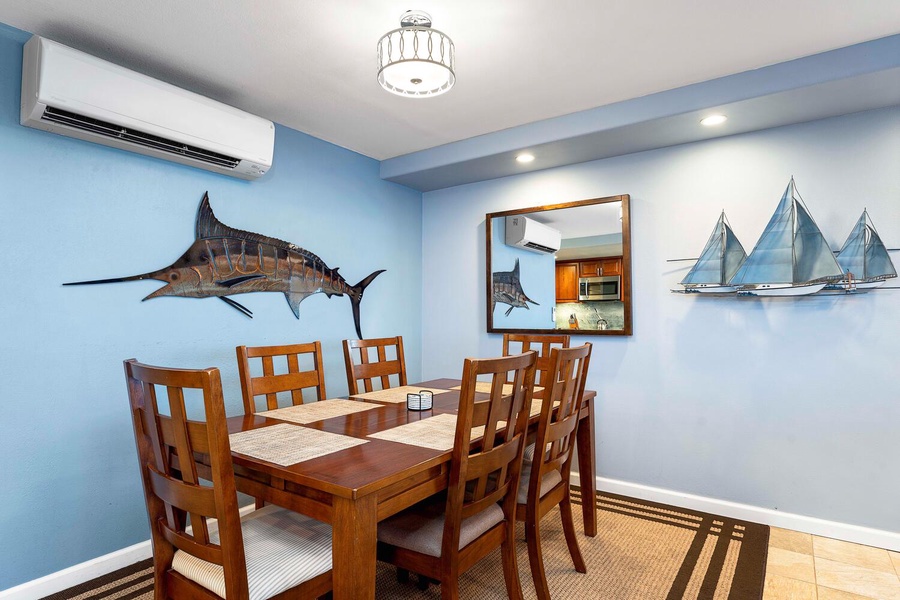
(517, 449, 563, 504)
(523, 442, 536, 462)
(378, 498, 504, 558)
(172, 504, 331, 600)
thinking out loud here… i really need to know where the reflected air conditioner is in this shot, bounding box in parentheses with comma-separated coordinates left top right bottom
(505, 215, 562, 254)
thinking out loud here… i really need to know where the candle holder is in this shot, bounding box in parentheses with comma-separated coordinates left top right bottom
(407, 390, 434, 411)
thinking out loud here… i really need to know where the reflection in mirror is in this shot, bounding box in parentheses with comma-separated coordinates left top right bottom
(486, 195, 631, 336)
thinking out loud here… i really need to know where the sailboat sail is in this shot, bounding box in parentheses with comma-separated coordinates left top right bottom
(836, 211, 897, 281)
(730, 179, 842, 287)
(866, 233, 897, 279)
(681, 212, 747, 285)
(793, 201, 842, 282)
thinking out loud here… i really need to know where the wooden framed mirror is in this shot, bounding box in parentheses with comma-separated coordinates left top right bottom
(486, 194, 632, 335)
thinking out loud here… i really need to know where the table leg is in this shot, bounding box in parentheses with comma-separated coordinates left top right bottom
(332, 493, 378, 599)
(576, 395, 597, 537)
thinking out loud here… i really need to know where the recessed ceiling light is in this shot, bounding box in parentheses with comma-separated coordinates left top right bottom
(700, 114, 728, 126)
(516, 153, 535, 163)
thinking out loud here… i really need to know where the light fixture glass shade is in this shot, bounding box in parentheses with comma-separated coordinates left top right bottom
(377, 12, 455, 98)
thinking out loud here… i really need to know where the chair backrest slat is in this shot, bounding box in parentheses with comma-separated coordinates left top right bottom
(237, 342, 327, 413)
(530, 344, 592, 493)
(502, 333, 570, 387)
(444, 351, 537, 556)
(125, 359, 250, 599)
(342, 336, 407, 395)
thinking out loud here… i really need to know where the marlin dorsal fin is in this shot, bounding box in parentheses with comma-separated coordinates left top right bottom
(513, 258, 520, 276)
(196, 192, 280, 243)
(195, 193, 332, 266)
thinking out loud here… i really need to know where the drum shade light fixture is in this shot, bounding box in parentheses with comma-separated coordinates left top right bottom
(377, 10, 455, 98)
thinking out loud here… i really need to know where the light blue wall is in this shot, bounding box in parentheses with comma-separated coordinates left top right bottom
(0, 23, 422, 590)
(422, 105, 900, 532)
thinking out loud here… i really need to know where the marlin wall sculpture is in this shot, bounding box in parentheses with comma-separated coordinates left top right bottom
(492, 258, 539, 316)
(64, 193, 385, 338)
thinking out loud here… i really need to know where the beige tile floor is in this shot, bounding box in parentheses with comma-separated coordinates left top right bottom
(763, 527, 900, 599)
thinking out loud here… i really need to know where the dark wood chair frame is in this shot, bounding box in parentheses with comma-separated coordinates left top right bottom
(515, 343, 592, 600)
(502, 333, 570, 387)
(377, 351, 538, 600)
(342, 336, 407, 395)
(236, 342, 328, 414)
(124, 359, 332, 600)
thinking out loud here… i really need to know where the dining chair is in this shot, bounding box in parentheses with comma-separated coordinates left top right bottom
(515, 343, 592, 600)
(236, 342, 327, 414)
(124, 359, 333, 600)
(342, 336, 407, 395)
(502, 333, 570, 387)
(376, 350, 538, 600)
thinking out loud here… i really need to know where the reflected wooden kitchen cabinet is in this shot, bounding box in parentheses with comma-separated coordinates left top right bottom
(556, 263, 579, 303)
(578, 257, 622, 278)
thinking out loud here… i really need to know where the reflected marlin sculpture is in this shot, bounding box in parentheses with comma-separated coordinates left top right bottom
(64, 193, 385, 337)
(492, 258, 539, 317)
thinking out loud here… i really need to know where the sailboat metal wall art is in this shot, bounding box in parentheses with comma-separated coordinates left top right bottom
(730, 178, 843, 296)
(679, 211, 748, 293)
(827, 210, 897, 290)
(492, 258, 539, 316)
(672, 178, 898, 298)
(64, 193, 385, 337)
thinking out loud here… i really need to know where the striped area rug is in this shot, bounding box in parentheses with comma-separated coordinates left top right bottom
(42, 490, 767, 599)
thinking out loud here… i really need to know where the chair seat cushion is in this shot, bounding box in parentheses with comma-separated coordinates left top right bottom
(172, 504, 332, 600)
(377, 498, 504, 558)
(517, 455, 564, 504)
(523, 442, 536, 462)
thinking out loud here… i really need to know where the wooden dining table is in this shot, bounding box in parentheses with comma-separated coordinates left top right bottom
(224, 378, 597, 600)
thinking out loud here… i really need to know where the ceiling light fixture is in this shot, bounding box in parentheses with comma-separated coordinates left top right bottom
(377, 10, 455, 98)
(516, 153, 535, 163)
(700, 114, 728, 126)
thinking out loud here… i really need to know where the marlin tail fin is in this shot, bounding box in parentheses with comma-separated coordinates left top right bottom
(348, 269, 386, 338)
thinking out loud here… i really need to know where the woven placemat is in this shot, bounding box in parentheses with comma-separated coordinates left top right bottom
(367, 413, 461, 450)
(229, 423, 367, 466)
(366, 413, 502, 451)
(450, 382, 544, 395)
(262, 399, 378, 424)
(352, 385, 451, 404)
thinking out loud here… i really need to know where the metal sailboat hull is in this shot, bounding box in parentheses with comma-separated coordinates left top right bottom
(685, 284, 739, 293)
(739, 282, 827, 296)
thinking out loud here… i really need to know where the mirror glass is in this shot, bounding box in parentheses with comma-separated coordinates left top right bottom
(486, 195, 632, 335)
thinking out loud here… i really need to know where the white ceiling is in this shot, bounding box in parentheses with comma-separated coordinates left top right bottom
(2, 1, 900, 160)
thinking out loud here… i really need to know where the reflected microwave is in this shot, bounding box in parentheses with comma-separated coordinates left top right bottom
(578, 276, 620, 301)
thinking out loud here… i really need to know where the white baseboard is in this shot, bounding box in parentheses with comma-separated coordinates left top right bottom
(6, 483, 900, 599)
(571, 473, 900, 552)
(0, 540, 152, 600)
(0, 504, 256, 600)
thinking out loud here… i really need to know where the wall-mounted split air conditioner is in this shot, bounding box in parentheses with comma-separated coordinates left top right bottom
(505, 215, 562, 254)
(20, 36, 274, 180)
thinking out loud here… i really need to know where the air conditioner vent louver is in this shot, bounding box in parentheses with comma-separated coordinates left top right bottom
(523, 241, 558, 253)
(41, 106, 240, 169)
